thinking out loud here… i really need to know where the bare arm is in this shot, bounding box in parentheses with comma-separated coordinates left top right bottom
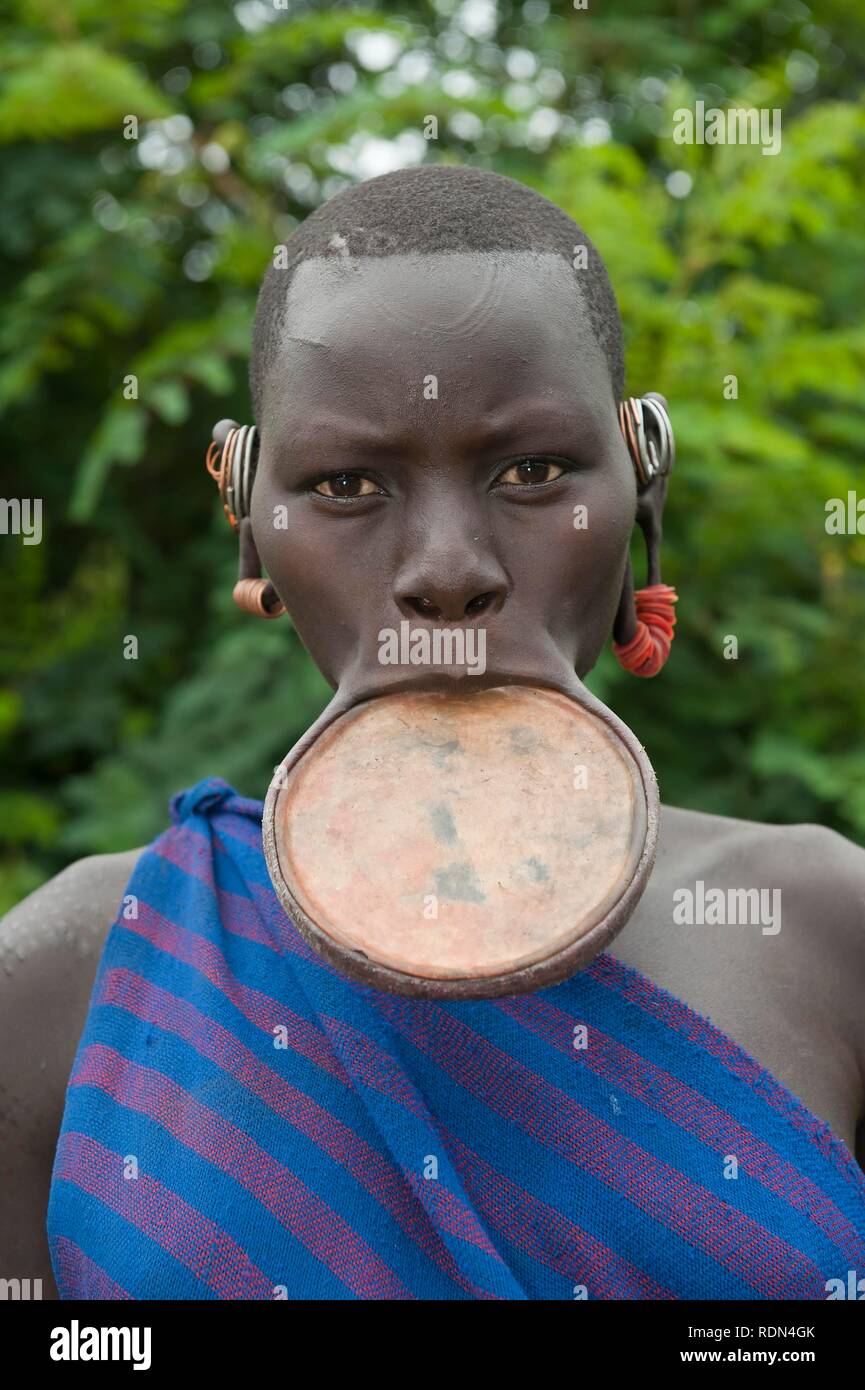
(734, 820, 865, 1166)
(0, 850, 143, 1298)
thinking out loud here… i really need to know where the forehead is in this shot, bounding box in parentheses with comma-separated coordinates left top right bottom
(265, 250, 614, 437)
(286, 250, 609, 386)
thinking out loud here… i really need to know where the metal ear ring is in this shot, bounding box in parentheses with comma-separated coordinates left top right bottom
(618, 394, 675, 488)
(206, 422, 285, 620)
(612, 393, 678, 676)
(205, 422, 259, 531)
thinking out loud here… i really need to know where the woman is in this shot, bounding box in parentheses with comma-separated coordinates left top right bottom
(3, 164, 864, 1299)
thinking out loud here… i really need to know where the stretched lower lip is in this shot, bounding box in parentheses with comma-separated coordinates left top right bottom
(342, 633, 584, 707)
(338, 665, 575, 706)
(262, 678, 660, 1000)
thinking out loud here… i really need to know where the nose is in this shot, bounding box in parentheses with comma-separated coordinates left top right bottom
(395, 543, 509, 624)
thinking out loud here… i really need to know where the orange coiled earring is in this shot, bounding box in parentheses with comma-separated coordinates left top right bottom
(613, 394, 678, 677)
(612, 583, 678, 677)
(233, 574, 286, 620)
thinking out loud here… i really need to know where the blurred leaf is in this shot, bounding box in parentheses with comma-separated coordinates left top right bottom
(0, 43, 170, 140)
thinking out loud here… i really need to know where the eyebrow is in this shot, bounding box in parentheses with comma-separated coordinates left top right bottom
(456, 402, 607, 453)
(278, 415, 415, 459)
(274, 397, 608, 461)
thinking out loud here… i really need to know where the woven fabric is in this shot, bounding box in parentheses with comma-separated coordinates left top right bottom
(47, 778, 865, 1300)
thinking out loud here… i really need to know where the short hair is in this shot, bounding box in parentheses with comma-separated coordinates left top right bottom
(250, 163, 625, 421)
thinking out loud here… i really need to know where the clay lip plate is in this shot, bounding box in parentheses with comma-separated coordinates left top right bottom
(265, 684, 656, 997)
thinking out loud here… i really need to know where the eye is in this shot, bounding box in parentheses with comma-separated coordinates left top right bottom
(495, 457, 567, 487)
(312, 473, 385, 499)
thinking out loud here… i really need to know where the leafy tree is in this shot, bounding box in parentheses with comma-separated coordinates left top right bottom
(2, 0, 864, 910)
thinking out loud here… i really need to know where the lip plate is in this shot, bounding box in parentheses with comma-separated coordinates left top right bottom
(263, 681, 659, 1000)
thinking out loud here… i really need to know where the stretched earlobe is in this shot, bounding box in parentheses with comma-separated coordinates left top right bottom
(234, 519, 286, 619)
(613, 555, 638, 648)
(206, 420, 286, 620)
(613, 393, 678, 676)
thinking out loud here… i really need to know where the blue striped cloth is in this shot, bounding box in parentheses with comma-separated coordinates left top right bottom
(47, 778, 865, 1299)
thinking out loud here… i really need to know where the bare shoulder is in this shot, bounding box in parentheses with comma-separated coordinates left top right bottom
(661, 802, 865, 902)
(0, 848, 144, 1296)
(660, 803, 865, 1048)
(0, 847, 145, 1141)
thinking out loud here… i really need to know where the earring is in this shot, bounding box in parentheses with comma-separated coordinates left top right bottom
(613, 394, 678, 677)
(618, 394, 675, 488)
(205, 420, 286, 619)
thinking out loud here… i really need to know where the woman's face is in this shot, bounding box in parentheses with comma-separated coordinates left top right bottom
(251, 249, 636, 700)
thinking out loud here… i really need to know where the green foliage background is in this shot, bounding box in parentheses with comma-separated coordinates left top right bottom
(2, 0, 864, 911)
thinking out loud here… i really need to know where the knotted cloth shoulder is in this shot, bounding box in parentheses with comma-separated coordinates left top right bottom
(48, 778, 865, 1299)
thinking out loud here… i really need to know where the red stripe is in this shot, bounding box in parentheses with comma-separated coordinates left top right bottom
(71, 1043, 412, 1300)
(153, 833, 278, 952)
(497, 992, 865, 1266)
(116, 897, 646, 1296)
(113, 898, 822, 1299)
(153, 819, 328, 969)
(99, 966, 502, 1298)
(52, 1235, 134, 1301)
(122, 902, 350, 1085)
(149, 821, 329, 970)
(116, 903, 510, 1276)
(373, 996, 827, 1299)
(587, 954, 865, 1197)
(436, 1135, 677, 1300)
(317, 1011, 430, 1119)
(320, 1011, 673, 1298)
(54, 1132, 273, 1298)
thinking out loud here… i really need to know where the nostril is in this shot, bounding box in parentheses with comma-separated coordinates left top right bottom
(402, 589, 502, 621)
(406, 596, 443, 620)
(464, 591, 496, 618)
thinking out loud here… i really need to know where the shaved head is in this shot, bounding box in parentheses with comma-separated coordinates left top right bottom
(250, 162, 625, 422)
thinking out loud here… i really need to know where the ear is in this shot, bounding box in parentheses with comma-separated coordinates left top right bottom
(212, 418, 236, 450)
(206, 420, 284, 619)
(613, 392, 675, 645)
(235, 517, 285, 618)
(635, 471, 669, 587)
(205, 419, 259, 533)
(620, 392, 674, 588)
(613, 554, 637, 646)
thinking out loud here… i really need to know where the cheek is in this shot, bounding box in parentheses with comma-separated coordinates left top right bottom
(251, 481, 302, 599)
(250, 477, 386, 643)
(250, 479, 336, 633)
(578, 489, 635, 641)
(506, 477, 634, 618)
